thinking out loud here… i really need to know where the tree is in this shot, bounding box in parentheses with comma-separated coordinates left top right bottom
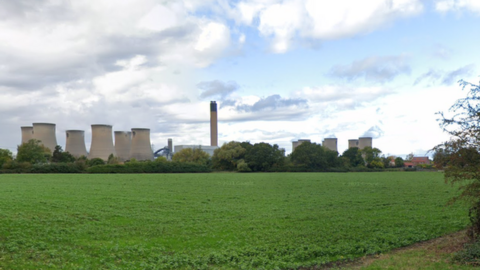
(394, 157, 405, 168)
(211, 141, 247, 171)
(16, 139, 51, 164)
(291, 142, 327, 169)
(172, 147, 210, 165)
(361, 147, 382, 165)
(434, 78, 480, 240)
(244, 142, 284, 172)
(341, 147, 364, 167)
(51, 145, 76, 163)
(0, 149, 13, 168)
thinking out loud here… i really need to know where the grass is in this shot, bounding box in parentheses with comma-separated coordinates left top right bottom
(0, 172, 470, 269)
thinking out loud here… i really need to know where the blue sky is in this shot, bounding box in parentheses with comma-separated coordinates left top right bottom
(0, 0, 479, 158)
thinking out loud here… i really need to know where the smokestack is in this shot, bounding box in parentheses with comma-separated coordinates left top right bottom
(21, 126, 33, 144)
(168, 138, 173, 153)
(130, 128, 154, 161)
(89, 124, 116, 160)
(65, 130, 88, 158)
(32, 123, 57, 153)
(115, 131, 132, 162)
(210, 101, 218, 147)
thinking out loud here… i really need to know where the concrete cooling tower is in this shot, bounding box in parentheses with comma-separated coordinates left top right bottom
(130, 128, 154, 161)
(65, 130, 88, 158)
(115, 131, 132, 162)
(348, 139, 359, 148)
(358, 137, 373, 149)
(89, 125, 116, 161)
(323, 138, 338, 152)
(292, 139, 310, 152)
(21, 126, 33, 144)
(210, 101, 218, 147)
(32, 123, 57, 152)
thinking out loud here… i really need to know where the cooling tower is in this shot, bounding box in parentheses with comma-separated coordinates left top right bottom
(32, 123, 57, 152)
(292, 139, 310, 152)
(358, 137, 373, 149)
(115, 131, 132, 162)
(21, 126, 33, 144)
(168, 138, 173, 153)
(65, 130, 88, 158)
(130, 128, 154, 161)
(89, 124, 116, 161)
(323, 138, 338, 152)
(348, 139, 359, 148)
(210, 101, 218, 147)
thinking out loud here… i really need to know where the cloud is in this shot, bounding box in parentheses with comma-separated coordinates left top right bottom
(296, 85, 394, 111)
(413, 64, 475, 86)
(362, 125, 384, 139)
(432, 44, 453, 59)
(197, 80, 239, 100)
(330, 55, 411, 83)
(235, 95, 308, 112)
(436, 0, 480, 14)
(233, 0, 423, 53)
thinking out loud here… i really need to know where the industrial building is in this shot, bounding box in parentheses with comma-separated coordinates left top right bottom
(32, 123, 57, 152)
(21, 126, 33, 144)
(322, 138, 338, 152)
(130, 128, 154, 161)
(174, 145, 218, 157)
(65, 130, 88, 157)
(347, 137, 373, 150)
(292, 139, 311, 152)
(115, 131, 131, 162)
(88, 124, 116, 160)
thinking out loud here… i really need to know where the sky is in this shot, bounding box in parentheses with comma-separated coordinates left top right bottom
(1, 0, 479, 158)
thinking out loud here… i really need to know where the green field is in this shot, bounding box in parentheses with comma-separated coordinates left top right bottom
(0, 172, 469, 269)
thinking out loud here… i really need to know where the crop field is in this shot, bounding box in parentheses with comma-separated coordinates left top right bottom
(0, 172, 469, 269)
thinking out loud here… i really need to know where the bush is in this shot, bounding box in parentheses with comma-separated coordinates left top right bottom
(30, 163, 83, 173)
(88, 158, 106, 167)
(237, 160, 251, 172)
(453, 240, 480, 266)
(86, 161, 211, 173)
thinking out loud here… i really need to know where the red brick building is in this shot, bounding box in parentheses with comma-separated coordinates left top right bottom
(411, 157, 431, 166)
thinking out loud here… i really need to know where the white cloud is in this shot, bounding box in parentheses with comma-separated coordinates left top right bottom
(436, 0, 480, 13)
(234, 0, 423, 52)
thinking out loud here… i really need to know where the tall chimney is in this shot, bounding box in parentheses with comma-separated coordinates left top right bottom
(210, 101, 218, 146)
(168, 138, 173, 153)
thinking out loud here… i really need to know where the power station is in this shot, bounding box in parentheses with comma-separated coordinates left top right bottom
(65, 130, 88, 158)
(130, 128, 154, 161)
(21, 126, 33, 144)
(32, 123, 57, 152)
(88, 125, 116, 160)
(115, 131, 131, 162)
(20, 101, 373, 160)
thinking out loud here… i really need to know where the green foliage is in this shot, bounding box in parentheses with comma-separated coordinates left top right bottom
(244, 142, 285, 172)
(290, 141, 327, 169)
(236, 159, 251, 172)
(361, 146, 382, 165)
(86, 160, 211, 173)
(368, 159, 385, 169)
(88, 158, 106, 167)
(172, 147, 210, 165)
(107, 154, 120, 165)
(154, 156, 168, 163)
(16, 139, 51, 164)
(395, 157, 405, 168)
(0, 172, 468, 269)
(453, 240, 480, 266)
(51, 145, 76, 163)
(341, 147, 364, 167)
(212, 141, 247, 171)
(0, 148, 13, 168)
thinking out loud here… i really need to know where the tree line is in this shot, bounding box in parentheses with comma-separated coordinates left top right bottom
(0, 138, 408, 173)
